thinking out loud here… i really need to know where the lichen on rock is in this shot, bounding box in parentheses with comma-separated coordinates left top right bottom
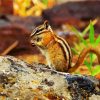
(0, 56, 71, 100)
(0, 56, 99, 100)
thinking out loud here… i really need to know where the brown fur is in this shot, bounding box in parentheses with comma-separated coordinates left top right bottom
(30, 21, 100, 73)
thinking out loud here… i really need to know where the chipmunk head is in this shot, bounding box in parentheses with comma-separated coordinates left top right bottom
(30, 21, 54, 48)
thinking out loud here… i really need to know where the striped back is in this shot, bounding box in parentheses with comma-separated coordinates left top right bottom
(54, 36, 72, 68)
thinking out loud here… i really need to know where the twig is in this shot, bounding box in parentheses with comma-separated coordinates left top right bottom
(1, 41, 19, 56)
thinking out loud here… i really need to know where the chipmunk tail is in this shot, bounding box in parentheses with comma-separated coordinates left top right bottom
(68, 45, 100, 73)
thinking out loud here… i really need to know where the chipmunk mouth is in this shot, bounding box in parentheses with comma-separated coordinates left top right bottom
(31, 43, 35, 46)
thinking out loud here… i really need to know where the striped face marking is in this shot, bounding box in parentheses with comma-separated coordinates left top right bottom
(30, 21, 54, 48)
(30, 26, 45, 37)
(30, 21, 53, 37)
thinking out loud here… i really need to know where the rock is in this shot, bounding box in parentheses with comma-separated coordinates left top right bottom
(42, 1, 100, 26)
(0, 14, 43, 56)
(0, 56, 99, 100)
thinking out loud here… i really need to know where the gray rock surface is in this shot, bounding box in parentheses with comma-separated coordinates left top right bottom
(0, 56, 99, 100)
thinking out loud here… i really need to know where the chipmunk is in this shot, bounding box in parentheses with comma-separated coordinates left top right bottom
(30, 21, 100, 73)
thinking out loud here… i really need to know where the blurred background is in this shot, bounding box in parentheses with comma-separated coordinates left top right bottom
(0, 0, 100, 75)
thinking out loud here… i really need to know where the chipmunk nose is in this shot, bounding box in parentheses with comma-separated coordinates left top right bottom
(30, 40, 35, 46)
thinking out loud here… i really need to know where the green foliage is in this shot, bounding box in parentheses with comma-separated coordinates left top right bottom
(92, 65, 100, 76)
(84, 60, 92, 74)
(71, 19, 100, 76)
(70, 26, 87, 45)
(42, 0, 48, 6)
(70, 19, 97, 44)
(95, 35, 100, 46)
(84, 21, 100, 76)
(82, 19, 97, 37)
(89, 21, 95, 44)
(85, 21, 94, 75)
(71, 48, 79, 55)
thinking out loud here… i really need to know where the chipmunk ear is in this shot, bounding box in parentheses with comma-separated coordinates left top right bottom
(44, 20, 49, 29)
(44, 20, 53, 33)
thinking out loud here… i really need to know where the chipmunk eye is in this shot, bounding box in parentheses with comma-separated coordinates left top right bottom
(36, 37, 42, 42)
